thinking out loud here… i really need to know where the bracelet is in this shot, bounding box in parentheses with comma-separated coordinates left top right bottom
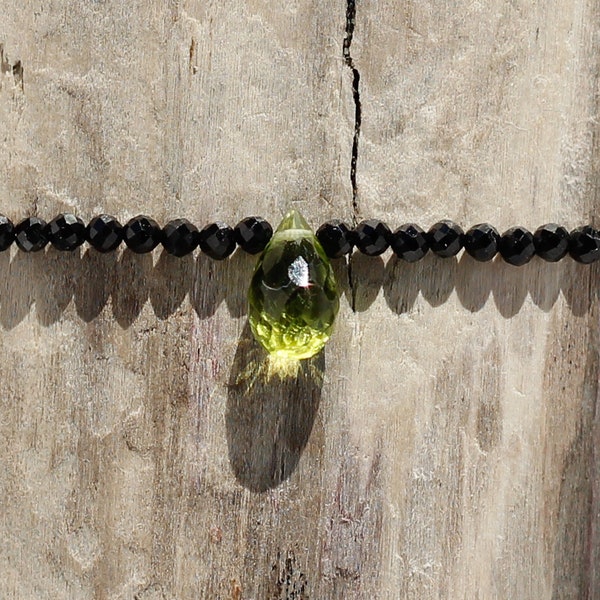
(1, 210, 597, 362)
(1, 212, 598, 263)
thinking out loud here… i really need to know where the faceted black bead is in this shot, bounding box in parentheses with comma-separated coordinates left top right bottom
(499, 226, 535, 266)
(427, 220, 464, 258)
(124, 215, 161, 253)
(533, 223, 569, 262)
(86, 214, 123, 252)
(234, 216, 273, 255)
(15, 217, 49, 252)
(353, 219, 391, 256)
(198, 221, 236, 260)
(316, 220, 352, 258)
(463, 223, 500, 262)
(0, 215, 15, 251)
(569, 225, 600, 264)
(47, 213, 86, 251)
(390, 223, 429, 262)
(161, 218, 199, 257)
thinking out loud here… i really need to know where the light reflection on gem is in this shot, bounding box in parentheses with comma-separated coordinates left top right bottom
(287, 256, 310, 287)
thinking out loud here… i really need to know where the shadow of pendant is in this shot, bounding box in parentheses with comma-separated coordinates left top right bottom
(226, 322, 324, 493)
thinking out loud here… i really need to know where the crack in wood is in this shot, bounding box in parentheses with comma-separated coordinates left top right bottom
(343, 0, 361, 312)
(0, 43, 24, 92)
(343, 0, 361, 223)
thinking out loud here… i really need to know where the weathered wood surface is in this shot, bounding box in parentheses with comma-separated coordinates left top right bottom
(0, 1, 598, 598)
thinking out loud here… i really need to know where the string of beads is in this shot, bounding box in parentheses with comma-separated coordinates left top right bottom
(0, 213, 598, 265)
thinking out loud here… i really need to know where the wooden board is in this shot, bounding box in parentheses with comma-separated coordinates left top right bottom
(0, 0, 598, 598)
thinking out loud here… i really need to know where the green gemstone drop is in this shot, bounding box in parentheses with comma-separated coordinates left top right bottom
(248, 210, 339, 360)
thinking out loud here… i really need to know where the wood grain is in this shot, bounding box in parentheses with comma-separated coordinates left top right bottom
(0, 1, 598, 598)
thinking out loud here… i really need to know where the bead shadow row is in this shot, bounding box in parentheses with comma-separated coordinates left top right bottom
(0, 214, 598, 265)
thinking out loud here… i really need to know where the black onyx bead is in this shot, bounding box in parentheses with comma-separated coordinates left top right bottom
(124, 215, 161, 253)
(234, 216, 273, 255)
(86, 214, 123, 252)
(533, 223, 569, 262)
(463, 223, 500, 262)
(390, 223, 429, 262)
(15, 217, 49, 252)
(47, 213, 86, 251)
(161, 218, 199, 257)
(499, 226, 535, 266)
(353, 219, 391, 256)
(0, 215, 15, 251)
(427, 220, 464, 258)
(569, 225, 600, 264)
(198, 222, 236, 260)
(316, 220, 352, 258)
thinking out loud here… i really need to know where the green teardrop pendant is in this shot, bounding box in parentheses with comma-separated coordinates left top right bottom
(248, 210, 339, 360)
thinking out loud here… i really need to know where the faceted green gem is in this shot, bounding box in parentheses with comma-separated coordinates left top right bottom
(248, 210, 339, 360)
